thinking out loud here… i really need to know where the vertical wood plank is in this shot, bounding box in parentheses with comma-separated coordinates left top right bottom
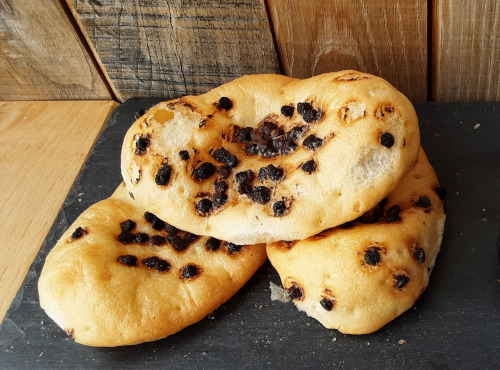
(267, 0, 428, 101)
(69, 0, 281, 102)
(0, 0, 112, 100)
(433, 0, 500, 101)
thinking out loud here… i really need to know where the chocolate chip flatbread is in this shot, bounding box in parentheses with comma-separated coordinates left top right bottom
(267, 148, 446, 334)
(38, 184, 267, 347)
(121, 70, 420, 244)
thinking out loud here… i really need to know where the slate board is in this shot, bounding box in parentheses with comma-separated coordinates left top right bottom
(1, 101, 499, 369)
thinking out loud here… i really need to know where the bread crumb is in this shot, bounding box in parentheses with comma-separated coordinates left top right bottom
(398, 339, 406, 345)
(474, 123, 481, 129)
(270, 282, 291, 303)
(332, 337, 337, 342)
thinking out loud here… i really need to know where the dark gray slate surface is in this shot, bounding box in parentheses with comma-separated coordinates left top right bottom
(1, 101, 499, 369)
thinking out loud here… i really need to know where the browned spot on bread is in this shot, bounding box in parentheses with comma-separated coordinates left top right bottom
(338, 100, 366, 124)
(274, 240, 297, 251)
(152, 109, 174, 124)
(65, 328, 75, 341)
(374, 103, 396, 120)
(334, 72, 370, 82)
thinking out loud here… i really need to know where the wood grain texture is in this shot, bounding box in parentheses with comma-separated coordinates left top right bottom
(433, 0, 500, 101)
(0, 1, 112, 100)
(69, 0, 281, 102)
(267, 0, 428, 101)
(0, 100, 118, 321)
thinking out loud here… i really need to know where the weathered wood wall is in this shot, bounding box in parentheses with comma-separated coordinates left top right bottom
(1, 0, 499, 102)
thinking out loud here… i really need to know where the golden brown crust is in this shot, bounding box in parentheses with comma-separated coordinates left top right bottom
(267, 148, 445, 334)
(38, 187, 267, 347)
(121, 70, 420, 244)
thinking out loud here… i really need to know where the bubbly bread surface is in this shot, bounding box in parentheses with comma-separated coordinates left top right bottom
(38, 184, 267, 347)
(121, 70, 420, 244)
(267, 148, 446, 334)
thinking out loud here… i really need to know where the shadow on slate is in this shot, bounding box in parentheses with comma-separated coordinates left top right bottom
(1, 100, 500, 369)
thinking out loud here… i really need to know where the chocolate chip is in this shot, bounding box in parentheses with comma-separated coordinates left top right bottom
(320, 298, 334, 311)
(303, 135, 323, 151)
(237, 127, 253, 143)
(281, 105, 295, 118)
(236, 170, 254, 184)
(134, 233, 149, 244)
(196, 198, 213, 216)
(135, 137, 150, 153)
(150, 235, 166, 245)
(272, 201, 287, 216)
(380, 133, 394, 148)
(213, 148, 230, 163)
(71, 227, 84, 240)
(155, 164, 172, 186)
(142, 256, 160, 269)
(179, 150, 190, 160)
(151, 217, 165, 231)
(214, 181, 228, 193)
(217, 97, 233, 110)
(258, 167, 268, 182)
(250, 186, 271, 204)
(117, 255, 137, 266)
(205, 237, 221, 251)
(227, 242, 242, 253)
(181, 264, 198, 278)
(301, 159, 316, 174)
(287, 126, 306, 141)
(167, 235, 188, 251)
(302, 108, 321, 123)
(212, 192, 228, 208)
(183, 232, 200, 244)
(155, 259, 170, 272)
(238, 182, 253, 195)
(287, 282, 303, 300)
(245, 143, 259, 156)
(385, 205, 402, 223)
(395, 274, 410, 290)
(297, 102, 312, 115)
(118, 231, 135, 244)
(262, 121, 277, 134)
(435, 186, 447, 200)
(194, 162, 216, 180)
(120, 219, 136, 232)
(217, 165, 231, 179)
(365, 247, 381, 265)
(414, 247, 426, 263)
(144, 211, 156, 223)
(226, 155, 238, 168)
(414, 196, 431, 208)
(266, 165, 284, 181)
(165, 223, 178, 235)
(280, 139, 298, 155)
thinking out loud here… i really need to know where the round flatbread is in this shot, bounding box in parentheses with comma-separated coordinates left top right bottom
(267, 148, 446, 334)
(38, 184, 267, 347)
(121, 70, 420, 244)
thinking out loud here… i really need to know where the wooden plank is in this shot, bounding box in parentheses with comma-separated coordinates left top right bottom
(68, 0, 281, 102)
(433, 0, 500, 101)
(0, 1, 112, 100)
(0, 100, 118, 321)
(267, 0, 428, 101)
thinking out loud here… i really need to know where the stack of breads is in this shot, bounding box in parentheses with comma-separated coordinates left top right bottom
(38, 71, 445, 346)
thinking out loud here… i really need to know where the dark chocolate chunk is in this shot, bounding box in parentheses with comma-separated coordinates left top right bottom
(395, 274, 410, 290)
(118, 231, 135, 244)
(320, 298, 334, 311)
(237, 127, 253, 143)
(165, 223, 179, 235)
(303, 135, 323, 151)
(117, 255, 137, 267)
(280, 139, 298, 155)
(302, 108, 320, 123)
(281, 105, 295, 118)
(245, 143, 259, 156)
(250, 128, 265, 143)
(150, 235, 166, 245)
(217, 97, 233, 110)
(167, 234, 189, 251)
(205, 237, 221, 251)
(142, 256, 160, 269)
(196, 198, 213, 216)
(151, 217, 165, 231)
(385, 205, 402, 223)
(250, 186, 271, 204)
(144, 211, 155, 222)
(155, 164, 172, 186)
(212, 192, 228, 208)
(135, 137, 150, 153)
(258, 166, 268, 182)
(301, 159, 316, 174)
(297, 102, 312, 115)
(213, 148, 230, 163)
(262, 121, 277, 135)
(71, 227, 84, 240)
(266, 164, 284, 181)
(287, 126, 306, 141)
(365, 247, 381, 265)
(155, 259, 170, 272)
(414, 247, 426, 263)
(179, 150, 190, 160)
(194, 162, 216, 180)
(380, 132, 395, 148)
(414, 196, 431, 208)
(227, 242, 242, 253)
(120, 219, 136, 232)
(214, 181, 228, 193)
(272, 201, 287, 216)
(217, 165, 231, 179)
(235, 170, 254, 184)
(183, 232, 200, 244)
(134, 233, 149, 244)
(181, 264, 199, 278)
(226, 155, 239, 168)
(238, 182, 253, 195)
(287, 282, 303, 300)
(435, 186, 447, 200)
